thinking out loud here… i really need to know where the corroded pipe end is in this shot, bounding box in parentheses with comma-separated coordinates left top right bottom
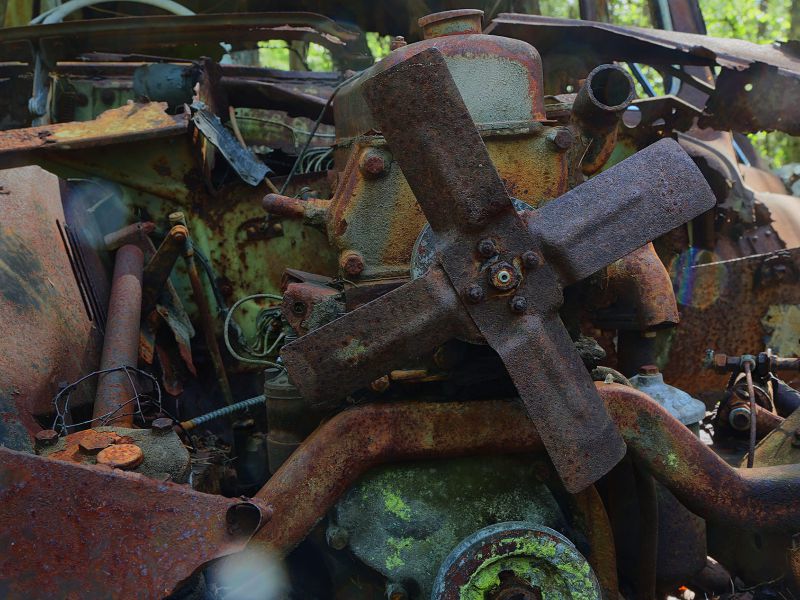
(574, 64, 636, 121)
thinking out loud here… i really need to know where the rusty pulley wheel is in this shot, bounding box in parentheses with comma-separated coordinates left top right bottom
(280, 47, 715, 492)
(430, 522, 601, 600)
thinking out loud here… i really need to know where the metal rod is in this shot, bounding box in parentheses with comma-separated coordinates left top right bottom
(94, 244, 144, 427)
(141, 224, 187, 309)
(744, 360, 757, 468)
(173, 212, 234, 407)
(180, 394, 265, 430)
(251, 383, 800, 554)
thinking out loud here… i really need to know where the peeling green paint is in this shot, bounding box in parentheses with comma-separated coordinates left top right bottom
(666, 452, 679, 469)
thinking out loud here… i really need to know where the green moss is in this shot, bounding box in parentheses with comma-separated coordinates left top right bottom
(385, 537, 413, 571)
(382, 489, 412, 521)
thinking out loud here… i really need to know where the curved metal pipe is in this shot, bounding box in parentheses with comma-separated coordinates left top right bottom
(252, 383, 800, 553)
(572, 64, 635, 174)
(605, 242, 679, 329)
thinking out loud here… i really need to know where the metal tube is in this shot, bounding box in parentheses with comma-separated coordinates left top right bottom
(94, 244, 144, 426)
(180, 395, 265, 430)
(141, 224, 187, 309)
(185, 249, 234, 406)
(251, 383, 800, 554)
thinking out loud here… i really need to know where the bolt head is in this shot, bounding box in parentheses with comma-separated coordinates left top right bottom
(152, 417, 174, 433)
(340, 250, 365, 276)
(509, 296, 528, 313)
(390, 36, 408, 50)
(34, 429, 59, 447)
(521, 251, 540, 269)
(477, 238, 498, 258)
(464, 283, 485, 303)
(546, 127, 574, 152)
(359, 150, 388, 178)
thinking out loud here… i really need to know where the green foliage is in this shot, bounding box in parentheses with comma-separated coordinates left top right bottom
(541, 0, 799, 167)
(367, 32, 392, 60)
(257, 41, 333, 72)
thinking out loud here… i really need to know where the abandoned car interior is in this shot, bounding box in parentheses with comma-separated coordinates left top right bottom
(1, 0, 800, 598)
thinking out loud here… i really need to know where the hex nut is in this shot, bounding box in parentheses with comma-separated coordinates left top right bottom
(521, 251, 540, 269)
(152, 417, 174, 434)
(34, 429, 59, 447)
(340, 250, 365, 276)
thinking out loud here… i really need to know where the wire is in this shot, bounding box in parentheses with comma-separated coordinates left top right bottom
(743, 359, 757, 468)
(223, 293, 285, 367)
(51, 366, 162, 434)
(180, 394, 266, 430)
(279, 72, 361, 195)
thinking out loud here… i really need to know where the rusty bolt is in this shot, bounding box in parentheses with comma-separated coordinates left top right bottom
(34, 429, 59, 448)
(509, 295, 528, 313)
(359, 149, 388, 178)
(477, 238, 498, 258)
(489, 262, 520, 291)
(340, 249, 365, 276)
(521, 251, 541, 269)
(152, 417, 174, 434)
(464, 283, 486, 304)
(386, 583, 408, 600)
(390, 36, 407, 51)
(546, 127, 574, 152)
(370, 375, 390, 393)
(638, 364, 660, 376)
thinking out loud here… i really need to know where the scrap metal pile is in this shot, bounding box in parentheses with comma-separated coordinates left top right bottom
(1, 1, 800, 598)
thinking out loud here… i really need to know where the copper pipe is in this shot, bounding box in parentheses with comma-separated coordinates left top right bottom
(252, 383, 800, 554)
(94, 244, 144, 426)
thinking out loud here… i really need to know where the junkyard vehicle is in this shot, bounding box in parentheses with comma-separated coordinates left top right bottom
(1, 1, 800, 598)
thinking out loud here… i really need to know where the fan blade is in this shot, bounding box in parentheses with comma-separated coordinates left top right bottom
(281, 267, 468, 402)
(362, 47, 513, 235)
(486, 310, 626, 492)
(529, 138, 716, 286)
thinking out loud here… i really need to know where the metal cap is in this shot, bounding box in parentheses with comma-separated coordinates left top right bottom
(418, 9, 484, 39)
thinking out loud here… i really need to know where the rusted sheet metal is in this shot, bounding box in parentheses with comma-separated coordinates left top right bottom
(0, 12, 372, 69)
(570, 485, 619, 599)
(0, 102, 187, 168)
(252, 383, 800, 554)
(664, 247, 800, 397)
(486, 14, 800, 77)
(94, 245, 144, 427)
(0, 445, 266, 599)
(702, 64, 800, 135)
(0, 166, 102, 446)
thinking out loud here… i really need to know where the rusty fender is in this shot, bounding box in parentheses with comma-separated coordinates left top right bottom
(252, 383, 800, 553)
(606, 242, 679, 329)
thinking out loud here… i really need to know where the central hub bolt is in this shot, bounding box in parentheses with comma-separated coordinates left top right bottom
(489, 262, 519, 291)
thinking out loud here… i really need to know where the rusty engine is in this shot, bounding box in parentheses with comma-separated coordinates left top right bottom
(1, 2, 800, 599)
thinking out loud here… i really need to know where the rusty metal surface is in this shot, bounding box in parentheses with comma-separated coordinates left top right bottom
(664, 247, 800, 397)
(252, 383, 800, 555)
(94, 244, 143, 427)
(0, 445, 265, 599)
(0, 12, 373, 69)
(356, 47, 711, 492)
(0, 102, 187, 168)
(604, 243, 680, 330)
(0, 167, 102, 446)
(142, 224, 187, 310)
(486, 14, 800, 77)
